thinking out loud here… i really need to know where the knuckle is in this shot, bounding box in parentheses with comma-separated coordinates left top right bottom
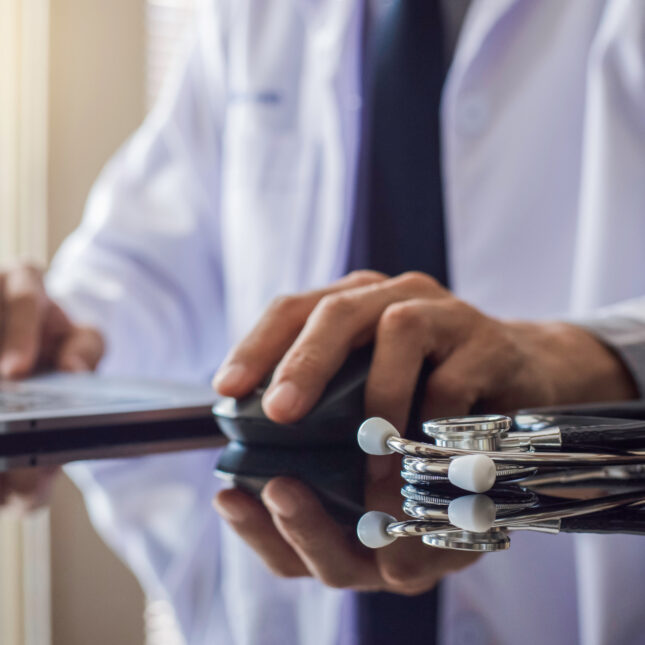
(269, 294, 301, 316)
(396, 271, 440, 293)
(442, 298, 483, 330)
(88, 328, 106, 358)
(79, 325, 104, 346)
(379, 559, 423, 588)
(281, 346, 326, 378)
(68, 327, 105, 368)
(6, 291, 39, 315)
(345, 269, 386, 286)
(5, 272, 45, 308)
(444, 297, 475, 318)
(315, 293, 355, 320)
(380, 302, 425, 334)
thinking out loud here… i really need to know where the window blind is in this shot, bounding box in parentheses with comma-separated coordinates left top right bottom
(0, 1, 51, 645)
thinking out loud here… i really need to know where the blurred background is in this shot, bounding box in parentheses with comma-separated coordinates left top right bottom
(0, 1, 194, 643)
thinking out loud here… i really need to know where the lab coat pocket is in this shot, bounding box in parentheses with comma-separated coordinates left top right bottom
(220, 123, 320, 335)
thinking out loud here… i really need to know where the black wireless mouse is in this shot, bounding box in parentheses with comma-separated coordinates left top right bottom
(213, 346, 372, 523)
(213, 345, 431, 524)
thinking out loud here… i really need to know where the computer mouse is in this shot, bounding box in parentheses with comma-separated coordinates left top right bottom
(213, 345, 431, 523)
(213, 346, 372, 522)
(213, 345, 372, 447)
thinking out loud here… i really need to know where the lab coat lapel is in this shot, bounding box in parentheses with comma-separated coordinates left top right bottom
(296, 0, 366, 287)
(448, 0, 521, 78)
(219, 0, 365, 341)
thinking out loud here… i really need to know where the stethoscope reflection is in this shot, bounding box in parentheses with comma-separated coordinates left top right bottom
(358, 487, 645, 552)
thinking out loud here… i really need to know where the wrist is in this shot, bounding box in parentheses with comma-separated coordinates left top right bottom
(515, 321, 638, 405)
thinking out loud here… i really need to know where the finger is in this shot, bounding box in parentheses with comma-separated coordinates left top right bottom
(3, 466, 60, 514)
(365, 463, 434, 591)
(378, 537, 480, 594)
(38, 300, 75, 367)
(422, 346, 481, 419)
(365, 299, 446, 431)
(362, 300, 484, 590)
(423, 330, 513, 419)
(56, 326, 105, 372)
(214, 488, 308, 578)
(213, 271, 386, 398)
(367, 298, 486, 419)
(364, 300, 439, 482)
(262, 477, 381, 590)
(263, 273, 446, 423)
(0, 266, 47, 378)
(365, 464, 480, 594)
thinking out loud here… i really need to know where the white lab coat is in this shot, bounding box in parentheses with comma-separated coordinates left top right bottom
(47, 1, 645, 644)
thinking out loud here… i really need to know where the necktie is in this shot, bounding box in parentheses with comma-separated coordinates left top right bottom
(347, 0, 448, 285)
(347, 2, 448, 644)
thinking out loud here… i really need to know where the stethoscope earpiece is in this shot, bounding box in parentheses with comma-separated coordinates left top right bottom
(357, 417, 399, 455)
(447, 494, 496, 533)
(357, 510, 398, 548)
(447, 454, 497, 493)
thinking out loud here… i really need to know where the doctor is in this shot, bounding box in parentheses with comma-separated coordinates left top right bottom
(2, 0, 645, 644)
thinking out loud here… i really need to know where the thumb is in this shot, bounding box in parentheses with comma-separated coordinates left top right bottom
(56, 326, 104, 372)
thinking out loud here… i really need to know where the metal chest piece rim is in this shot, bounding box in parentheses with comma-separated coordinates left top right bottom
(422, 528, 511, 552)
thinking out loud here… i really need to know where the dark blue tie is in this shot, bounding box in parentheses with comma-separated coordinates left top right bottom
(347, 0, 448, 285)
(347, 1, 448, 644)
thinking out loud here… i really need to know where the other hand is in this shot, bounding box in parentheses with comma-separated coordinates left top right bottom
(0, 263, 104, 378)
(0, 467, 60, 514)
(0, 263, 104, 513)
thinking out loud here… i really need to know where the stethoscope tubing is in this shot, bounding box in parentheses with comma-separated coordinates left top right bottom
(387, 435, 645, 465)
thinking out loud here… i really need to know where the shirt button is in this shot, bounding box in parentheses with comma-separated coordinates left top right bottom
(453, 610, 490, 645)
(456, 93, 490, 137)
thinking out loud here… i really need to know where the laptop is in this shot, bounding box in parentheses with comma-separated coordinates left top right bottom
(0, 373, 225, 471)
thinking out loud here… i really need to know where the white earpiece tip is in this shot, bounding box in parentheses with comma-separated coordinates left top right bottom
(448, 454, 497, 493)
(357, 417, 400, 455)
(447, 494, 496, 533)
(357, 511, 397, 548)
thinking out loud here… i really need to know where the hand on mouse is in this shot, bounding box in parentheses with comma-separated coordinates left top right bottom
(0, 262, 104, 513)
(211, 270, 636, 593)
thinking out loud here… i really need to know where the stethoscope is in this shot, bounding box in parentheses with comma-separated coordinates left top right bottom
(356, 413, 645, 552)
(357, 415, 645, 491)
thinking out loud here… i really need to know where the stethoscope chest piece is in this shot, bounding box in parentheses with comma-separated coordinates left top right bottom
(423, 528, 510, 552)
(423, 414, 511, 451)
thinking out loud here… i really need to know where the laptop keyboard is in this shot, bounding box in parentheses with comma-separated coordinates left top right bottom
(0, 382, 146, 413)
